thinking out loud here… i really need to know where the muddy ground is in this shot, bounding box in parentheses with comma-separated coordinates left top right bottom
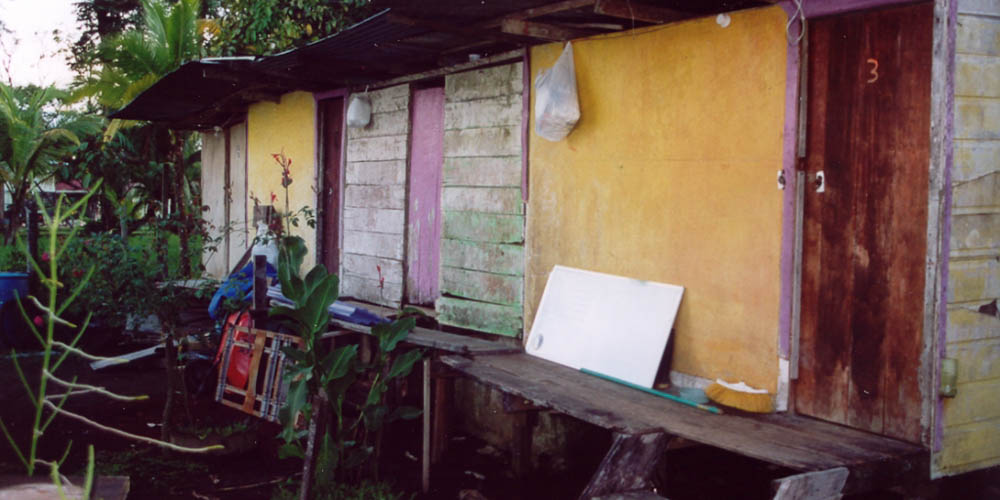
(1, 328, 998, 500)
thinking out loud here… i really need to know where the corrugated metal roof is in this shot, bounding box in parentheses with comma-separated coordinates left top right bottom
(111, 0, 768, 128)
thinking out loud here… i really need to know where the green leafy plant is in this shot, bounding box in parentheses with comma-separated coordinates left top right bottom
(0, 185, 221, 486)
(264, 151, 422, 499)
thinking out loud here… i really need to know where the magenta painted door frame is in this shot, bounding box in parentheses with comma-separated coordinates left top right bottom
(406, 86, 445, 305)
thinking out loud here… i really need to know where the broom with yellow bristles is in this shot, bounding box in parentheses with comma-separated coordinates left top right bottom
(705, 379, 774, 413)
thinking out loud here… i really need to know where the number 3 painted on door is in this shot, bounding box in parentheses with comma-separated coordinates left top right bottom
(866, 58, 879, 83)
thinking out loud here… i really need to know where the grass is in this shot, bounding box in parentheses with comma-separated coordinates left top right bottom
(0, 227, 203, 277)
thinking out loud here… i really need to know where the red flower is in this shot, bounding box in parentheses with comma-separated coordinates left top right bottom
(33, 316, 43, 327)
(270, 191, 277, 204)
(72, 269, 84, 278)
(41, 252, 49, 262)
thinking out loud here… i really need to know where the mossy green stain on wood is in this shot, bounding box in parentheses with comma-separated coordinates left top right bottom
(443, 211, 524, 243)
(436, 296, 522, 337)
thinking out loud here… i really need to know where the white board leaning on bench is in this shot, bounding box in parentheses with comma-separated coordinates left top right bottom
(526, 265, 684, 388)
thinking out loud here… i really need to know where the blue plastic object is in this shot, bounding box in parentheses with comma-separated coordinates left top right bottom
(0, 272, 28, 306)
(207, 262, 277, 319)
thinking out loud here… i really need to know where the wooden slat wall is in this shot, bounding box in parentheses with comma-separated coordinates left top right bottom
(201, 130, 229, 278)
(227, 122, 249, 269)
(937, 0, 1000, 476)
(437, 63, 525, 337)
(341, 85, 410, 308)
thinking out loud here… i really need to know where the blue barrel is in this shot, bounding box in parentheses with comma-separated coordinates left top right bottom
(0, 272, 30, 347)
(0, 272, 28, 306)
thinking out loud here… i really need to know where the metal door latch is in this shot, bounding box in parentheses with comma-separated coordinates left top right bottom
(814, 171, 825, 193)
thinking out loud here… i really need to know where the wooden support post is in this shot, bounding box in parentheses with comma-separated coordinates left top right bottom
(422, 358, 432, 493)
(510, 411, 536, 481)
(771, 467, 848, 500)
(252, 254, 268, 319)
(431, 375, 450, 464)
(579, 431, 669, 500)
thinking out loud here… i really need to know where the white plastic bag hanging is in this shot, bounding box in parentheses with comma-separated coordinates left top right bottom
(534, 42, 580, 141)
(346, 93, 371, 128)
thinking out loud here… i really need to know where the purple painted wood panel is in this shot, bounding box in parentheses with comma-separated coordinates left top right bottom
(407, 86, 445, 304)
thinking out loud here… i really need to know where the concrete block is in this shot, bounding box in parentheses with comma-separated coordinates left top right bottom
(943, 378, 1000, 427)
(444, 126, 521, 157)
(442, 186, 524, 215)
(342, 230, 405, 260)
(948, 258, 1000, 303)
(343, 207, 406, 234)
(441, 239, 524, 276)
(444, 95, 522, 130)
(445, 62, 523, 102)
(957, 14, 1000, 56)
(956, 54, 1000, 98)
(946, 306, 1000, 343)
(346, 135, 407, 162)
(443, 156, 522, 187)
(346, 160, 407, 185)
(956, 98, 1000, 140)
(947, 337, 1000, 383)
(953, 141, 1000, 183)
(950, 213, 1000, 252)
(952, 171, 1000, 208)
(344, 184, 406, 210)
(342, 252, 404, 284)
(959, 0, 1000, 16)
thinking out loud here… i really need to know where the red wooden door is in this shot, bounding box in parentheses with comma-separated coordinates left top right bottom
(795, 3, 932, 444)
(406, 86, 444, 305)
(319, 97, 344, 274)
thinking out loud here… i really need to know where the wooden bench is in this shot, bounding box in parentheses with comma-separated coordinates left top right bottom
(440, 352, 928, 500)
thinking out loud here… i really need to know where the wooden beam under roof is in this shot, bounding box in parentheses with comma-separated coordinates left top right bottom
(386, 13, 531, 45)
(593, 0, 686, 24)
(501, 18, 591, 41)
(479, 0, 598, 27)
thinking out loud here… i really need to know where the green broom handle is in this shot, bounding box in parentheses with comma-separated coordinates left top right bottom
(580, 368, 723, 415)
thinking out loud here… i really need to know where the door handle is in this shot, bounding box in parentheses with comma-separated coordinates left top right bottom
(814, 171, 825, 193)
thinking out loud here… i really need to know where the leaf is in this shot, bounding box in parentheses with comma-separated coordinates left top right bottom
(379, 316, 416, 353)
(284, 378, 310, 424)
(278, 442, 304, 459)
(320, 344, 358, 386)
(387, 349, 424, 380)
(281, 345, 306, 363)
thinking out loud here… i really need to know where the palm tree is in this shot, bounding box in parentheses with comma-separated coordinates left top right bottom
(76, 0, 214, 276)
(0, 84, 100, 243)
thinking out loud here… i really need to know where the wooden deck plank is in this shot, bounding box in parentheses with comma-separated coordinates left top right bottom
(328, 319, 521, 355)
(440, 353, 926, 477)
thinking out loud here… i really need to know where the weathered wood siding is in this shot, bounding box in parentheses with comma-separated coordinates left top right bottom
(937, 0, 1000, 476)
(201, 130, 229, 278)
(227, 122, 249, 270)
(200, 123, 249, 278)
(341, 85, 410, 308)
(436, 63, 525, 337)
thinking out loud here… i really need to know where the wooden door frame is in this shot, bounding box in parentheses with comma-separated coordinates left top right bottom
(315, 89, 348, 278)
(776, 0, 955, 448)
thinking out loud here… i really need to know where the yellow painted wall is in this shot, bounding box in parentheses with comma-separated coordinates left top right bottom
(526, 6, 787, 392)
(247, 91, 318, 268)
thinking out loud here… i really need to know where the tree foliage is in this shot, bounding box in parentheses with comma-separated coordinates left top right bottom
(210, 0, 377, 56)
(0, 84, 101, 242)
